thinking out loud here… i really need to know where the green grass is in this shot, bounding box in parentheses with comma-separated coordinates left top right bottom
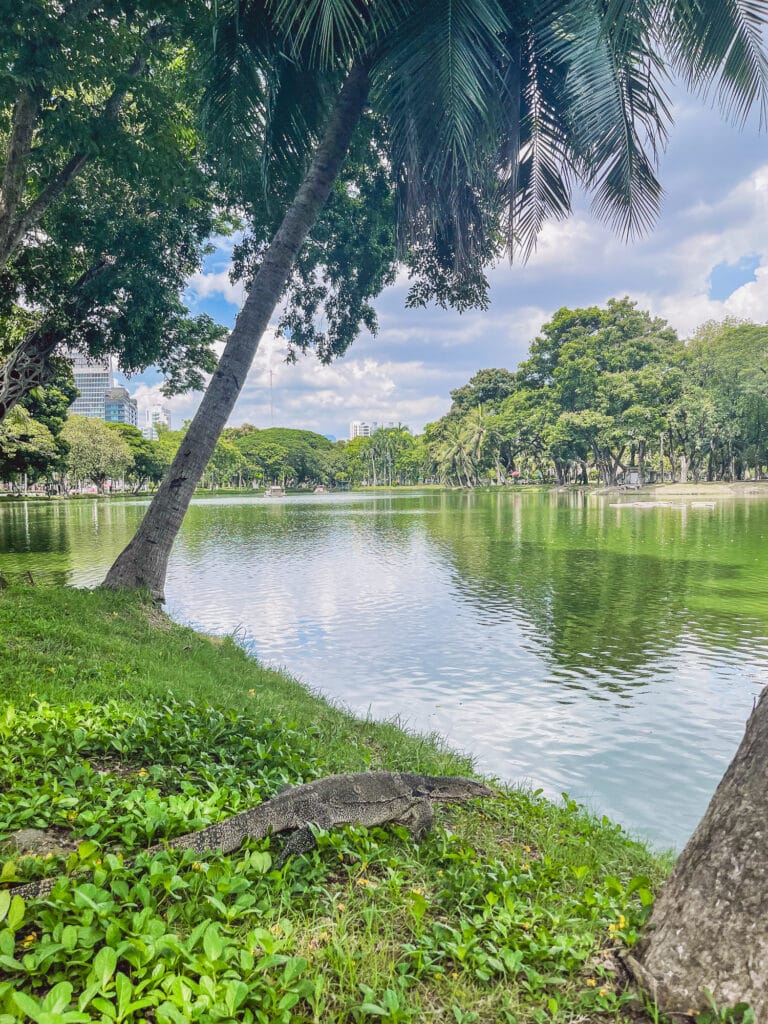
(0, 585, 673, 1024)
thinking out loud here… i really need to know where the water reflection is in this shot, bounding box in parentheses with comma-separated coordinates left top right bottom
(1, 489, 766, 848)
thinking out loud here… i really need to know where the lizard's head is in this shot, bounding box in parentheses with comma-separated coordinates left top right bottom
(403, 774, 496, 802)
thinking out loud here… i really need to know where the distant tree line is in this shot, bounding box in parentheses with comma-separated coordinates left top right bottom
(2, 300, 767, 493)
(426, 301, 768, 487)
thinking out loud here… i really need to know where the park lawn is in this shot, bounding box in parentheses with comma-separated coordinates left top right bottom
(0, 585, 671, 1024)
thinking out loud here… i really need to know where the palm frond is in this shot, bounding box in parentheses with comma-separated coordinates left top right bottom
(197, 0, 272, 166)
(268, 0, 409, 66)
(502, 26, 574, 259)
(534, 0, 668, 239)
(374, 0, 511, 264)
(259, 56, 339, 200)
(660, 0, 768, 125)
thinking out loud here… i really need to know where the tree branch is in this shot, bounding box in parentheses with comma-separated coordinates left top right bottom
(0, 258, 112, 423)
(0, 21, 172, 270)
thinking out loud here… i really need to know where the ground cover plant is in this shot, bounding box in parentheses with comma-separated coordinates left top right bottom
(0, 586, 670, 1022)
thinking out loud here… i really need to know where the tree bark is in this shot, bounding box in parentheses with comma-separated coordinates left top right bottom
(627, 688, 768, 1017)
(103, 62, 370, 599)
(0, 259, 109, 423)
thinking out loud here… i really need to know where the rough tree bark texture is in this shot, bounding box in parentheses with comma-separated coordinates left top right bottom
(0, 260, 109, 424)
(628, 687, 768, 1017)
(0, 329, 62, 422)
(102, 63, 370, 600)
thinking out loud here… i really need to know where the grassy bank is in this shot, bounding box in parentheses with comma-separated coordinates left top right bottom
(0, 586, 671, 1023)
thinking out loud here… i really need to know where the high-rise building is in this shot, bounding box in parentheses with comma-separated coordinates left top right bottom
(142, 404, 172, 440)
(105, 386, 138, 426)
(68, 352, 113, 419)
(349, 420, 398, 440)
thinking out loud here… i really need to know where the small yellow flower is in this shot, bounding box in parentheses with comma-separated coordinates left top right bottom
(47, 667, 56, 674)
(22, 932, 38, 946)
(521, 922, 530, 930)
(586, 978, 597, 988)
(336, 902, 346, 912)
(410, 887, 423, 896)
(523, 844, 532, 853)
(356, 877, 370, 887)
(66, 811, 77, 821)
(521, 862, 530, 871)
(435, 972, 444, 981)
(270, 922, 283, 936)
(451, 972, 459, 980)
(618, 914, 626, 929)
(44, 852, 54, 860)
(599, 987, 609, 998)
(608, 923, 617, 933)
(94, 859, 102, 866)
(437, 870, 444, 877)
(248, 689, 255, 696)
(191, 861, 204, 872)
(338, 852, 344, 861)
(137, 768, 148, 777)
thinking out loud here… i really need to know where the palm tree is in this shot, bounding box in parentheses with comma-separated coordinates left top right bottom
(104, 0, 767, 598)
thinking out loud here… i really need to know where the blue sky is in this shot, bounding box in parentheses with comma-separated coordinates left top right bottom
(125, 89, 768, 440)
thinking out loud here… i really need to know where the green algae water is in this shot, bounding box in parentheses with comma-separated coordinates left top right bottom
(2, 487, 766, 848)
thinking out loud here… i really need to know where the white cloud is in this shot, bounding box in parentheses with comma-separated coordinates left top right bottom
(186, 268, 246, 308)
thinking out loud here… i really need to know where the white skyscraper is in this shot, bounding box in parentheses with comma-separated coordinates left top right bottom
(142, 404, 172, 440)
(67, 352, 113, 419)
(350, 420, 399, 439)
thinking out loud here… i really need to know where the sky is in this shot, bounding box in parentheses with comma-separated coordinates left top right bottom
(122, 90, 768, 441)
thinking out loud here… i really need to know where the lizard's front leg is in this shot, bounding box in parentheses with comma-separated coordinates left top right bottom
(276, 802, 332, 867)
(394, 798, 434, 839)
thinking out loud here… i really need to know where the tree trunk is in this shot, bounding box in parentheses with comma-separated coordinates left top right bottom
(0, 259, 109, 423)
(102, 62, 370, 599)
(0, 328, 62, 422)
(627, 688, 768, 1018)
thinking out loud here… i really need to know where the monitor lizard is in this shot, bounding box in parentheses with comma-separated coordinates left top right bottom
(4, 771, 494, 902)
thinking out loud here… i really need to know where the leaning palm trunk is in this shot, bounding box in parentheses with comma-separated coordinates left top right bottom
(103, 63, 369, 599)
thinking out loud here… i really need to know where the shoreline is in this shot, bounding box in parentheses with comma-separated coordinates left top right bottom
(3, 478, 767, 502)
(0, 584, 671, 1023)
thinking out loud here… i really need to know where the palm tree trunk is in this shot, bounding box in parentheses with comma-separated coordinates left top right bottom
(103, 62, 370, 599)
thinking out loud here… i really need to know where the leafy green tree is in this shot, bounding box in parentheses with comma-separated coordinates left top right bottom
(61, 416, 133, 492)
(105, 424, 164, 493)
(201, 438, 245, 489)
(106, 0, 768, 599)
(0, 5, 230, 421)
(450, 368, 518, 413)
(394, 434, 433, 484)
(0, 405, 58, 490)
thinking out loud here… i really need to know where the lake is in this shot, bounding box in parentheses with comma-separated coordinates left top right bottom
(1, 488, 766, 849)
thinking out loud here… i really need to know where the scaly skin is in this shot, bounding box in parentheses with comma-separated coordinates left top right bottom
(4, 772, 494, 902)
